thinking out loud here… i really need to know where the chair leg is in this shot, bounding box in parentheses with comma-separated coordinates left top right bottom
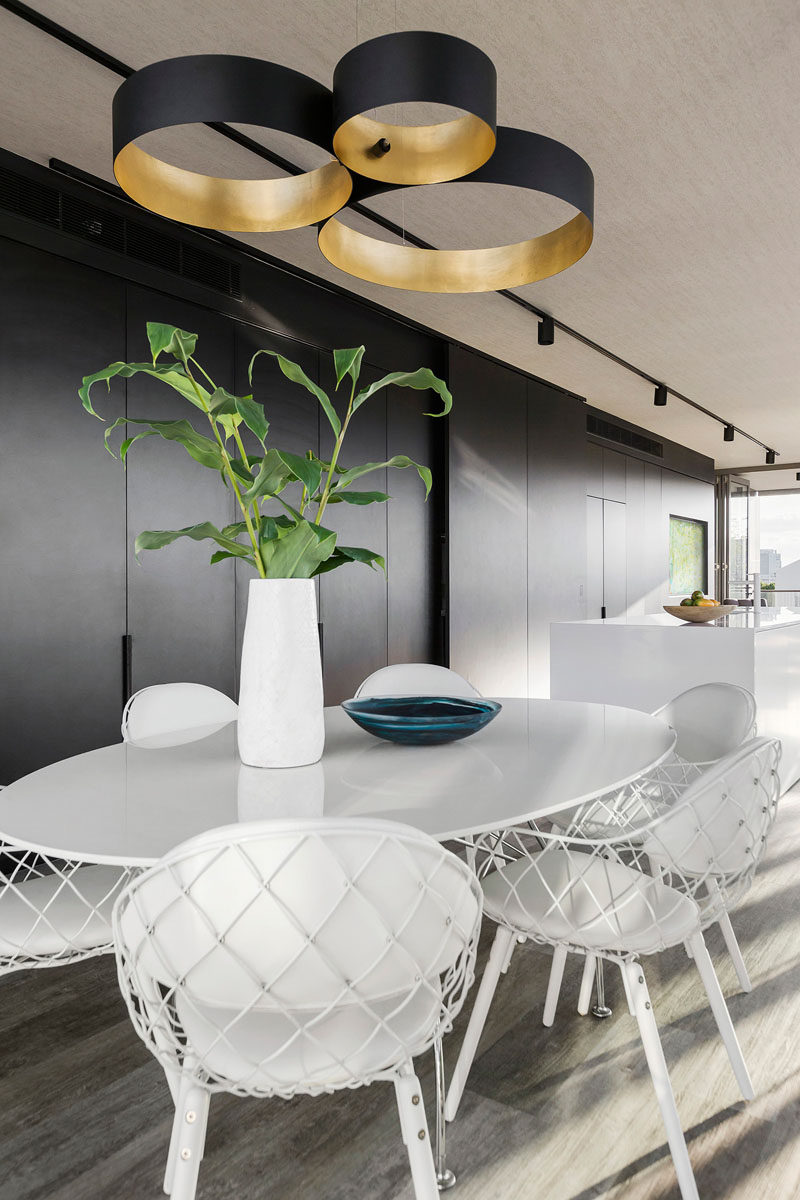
(395, 1068, 439, 1200)
(688, 931, 754, 1100)
(617, 959, 635, 1016)
(543, 944, 568, 1027)
(717, 913, 753, 993)
(445, 925, 515, 1122)
(168, 1083, 210, 1200)
(624, 961, 699, 1200)
(501, 934, 522, 975)
(164, 1073, 192, 1196)
(578, 953, 597, 1015)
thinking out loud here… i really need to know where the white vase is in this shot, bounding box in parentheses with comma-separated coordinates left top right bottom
(237, 578, 325, 768)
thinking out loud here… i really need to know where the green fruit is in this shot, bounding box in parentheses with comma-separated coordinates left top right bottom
(691, 590, 704, 600)
(680, 598, 692, 606)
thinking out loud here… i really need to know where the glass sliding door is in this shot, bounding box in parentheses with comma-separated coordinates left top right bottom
(716, 473, 752, 602)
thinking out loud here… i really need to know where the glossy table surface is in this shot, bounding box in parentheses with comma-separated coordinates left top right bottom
(0, 699, 675, 866)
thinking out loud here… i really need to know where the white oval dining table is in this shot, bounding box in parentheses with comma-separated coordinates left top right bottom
(0, 698, 675, 864)
(0, 696, 675, 1191)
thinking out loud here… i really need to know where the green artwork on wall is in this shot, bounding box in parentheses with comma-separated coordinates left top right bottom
(669, 515, 708, 594)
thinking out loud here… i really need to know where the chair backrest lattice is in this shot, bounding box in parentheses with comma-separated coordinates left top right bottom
(355, 663, 481, 700)
(113, 818, 482, 1099)
(653, 683, 757, 765)
(474, 737, 780, 955)
(121, 682, 237, 746)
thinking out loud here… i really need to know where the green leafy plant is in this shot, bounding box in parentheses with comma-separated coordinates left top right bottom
(80, 323, 451, 579)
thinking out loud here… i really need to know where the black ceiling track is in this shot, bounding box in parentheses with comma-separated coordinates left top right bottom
(0, 0, 775, 456)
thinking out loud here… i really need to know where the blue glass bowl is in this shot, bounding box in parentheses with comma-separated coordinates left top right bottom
(341, 695, 502, 745)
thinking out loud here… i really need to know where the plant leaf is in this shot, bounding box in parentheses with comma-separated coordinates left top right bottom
(209, 549, 257, 568)
(146, 322, 197, 366)
(79, 361, 210, 419)
(249, 349, 341, 437)
(242, 448, 292, 502)
(326, 489, 390, 505)
(134, 522, 252, 561)
(234, 394, 269, 445)
(104, 417, 222, 470)
(264, 518, 337, 579)
(333, 454, 432, 498)
(353, 368, 452, 417)
(313, 545, 386, 576)
(276, 450, 323, 496)
(333, 346, 366, 390)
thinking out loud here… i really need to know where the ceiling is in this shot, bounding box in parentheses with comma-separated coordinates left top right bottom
(1, 0, 798, 479)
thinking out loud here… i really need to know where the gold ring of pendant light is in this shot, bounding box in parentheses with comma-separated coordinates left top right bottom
(112, 55, 352, 232)
(318, 127, 595, 293)
(332, 32, 497, 185)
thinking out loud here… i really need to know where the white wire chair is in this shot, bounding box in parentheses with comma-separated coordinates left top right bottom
(445, 736, 780, 1200)
(653, 682, 757, 767)
(0, 846, 132, 976)
(355, 663, 481, 700)
(121, 682, 238, 747)
(548, 685, 761, 1010)
(113, 817, 483, 1200)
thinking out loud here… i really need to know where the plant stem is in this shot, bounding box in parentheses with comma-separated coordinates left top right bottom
(316, 379, 355, 525)
(182, 361, 267, 578)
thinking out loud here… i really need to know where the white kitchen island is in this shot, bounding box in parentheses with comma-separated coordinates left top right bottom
(550, 608, 800, 789)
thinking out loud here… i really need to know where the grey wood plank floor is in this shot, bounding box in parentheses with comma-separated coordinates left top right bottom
(2, 787, 799, 1200)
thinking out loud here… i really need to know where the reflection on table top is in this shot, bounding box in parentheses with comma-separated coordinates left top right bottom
(0, 699, 676, 865)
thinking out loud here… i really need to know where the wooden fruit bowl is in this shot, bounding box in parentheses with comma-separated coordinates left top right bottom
(663, 604, 738, 623)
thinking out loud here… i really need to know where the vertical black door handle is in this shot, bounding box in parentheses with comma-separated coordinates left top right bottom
(122, 634, 132, 708)
(600, 606, 607, 619)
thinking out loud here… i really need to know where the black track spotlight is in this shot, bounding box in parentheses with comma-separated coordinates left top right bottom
(654, 384, 667, 406)
(538, 314, 555, 345)
(766, 449, 776, 464)
(724, 425, 735, 442)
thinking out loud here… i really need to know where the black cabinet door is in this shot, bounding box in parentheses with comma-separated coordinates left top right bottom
(0, 240, 126, 780)
(448, 347, 529, 697)
(124, 288, 237, 697)
(317, 361, 389, 703)
(387, 383, 442, 666)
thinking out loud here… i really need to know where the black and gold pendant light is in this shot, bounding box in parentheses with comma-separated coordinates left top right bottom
(318, 128, 594, 293)
(111, 38, 594, 293)
(112, 55, 352, 232)
(332, 31, 496, 185)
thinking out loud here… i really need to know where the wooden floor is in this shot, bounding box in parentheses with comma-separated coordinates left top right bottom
(3, 787, 800, 1200)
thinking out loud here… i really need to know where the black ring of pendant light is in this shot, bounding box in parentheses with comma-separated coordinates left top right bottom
(112, 55, 352, 232)
(318, 127, 595, 293)
(332, 31, 497, 185)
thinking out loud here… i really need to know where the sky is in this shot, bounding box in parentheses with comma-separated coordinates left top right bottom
(757, 492, 800, 569)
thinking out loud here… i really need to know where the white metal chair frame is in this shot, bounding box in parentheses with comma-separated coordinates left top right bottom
(445, 736, 780, 1200)
(113, 818, 483, 1200)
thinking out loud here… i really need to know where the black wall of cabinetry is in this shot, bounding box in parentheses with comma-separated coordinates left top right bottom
(0, 203, 444, 780)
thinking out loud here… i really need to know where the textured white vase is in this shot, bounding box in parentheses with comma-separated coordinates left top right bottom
(237, 578, 325, 768)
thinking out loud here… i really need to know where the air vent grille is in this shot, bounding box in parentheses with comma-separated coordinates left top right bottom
(587, 414, 663, 458)
(0, 163, 241, 300)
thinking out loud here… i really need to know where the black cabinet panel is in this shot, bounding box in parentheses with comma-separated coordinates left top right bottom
(448, 347, 528, 696)
(387, 385, 441, 666)
(318, 362, 389, 704)
(527, 382, 588, 696)
(124, 288, 237, 697)
(232, 324, 321, 691)
(0, 241, 126, 780)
